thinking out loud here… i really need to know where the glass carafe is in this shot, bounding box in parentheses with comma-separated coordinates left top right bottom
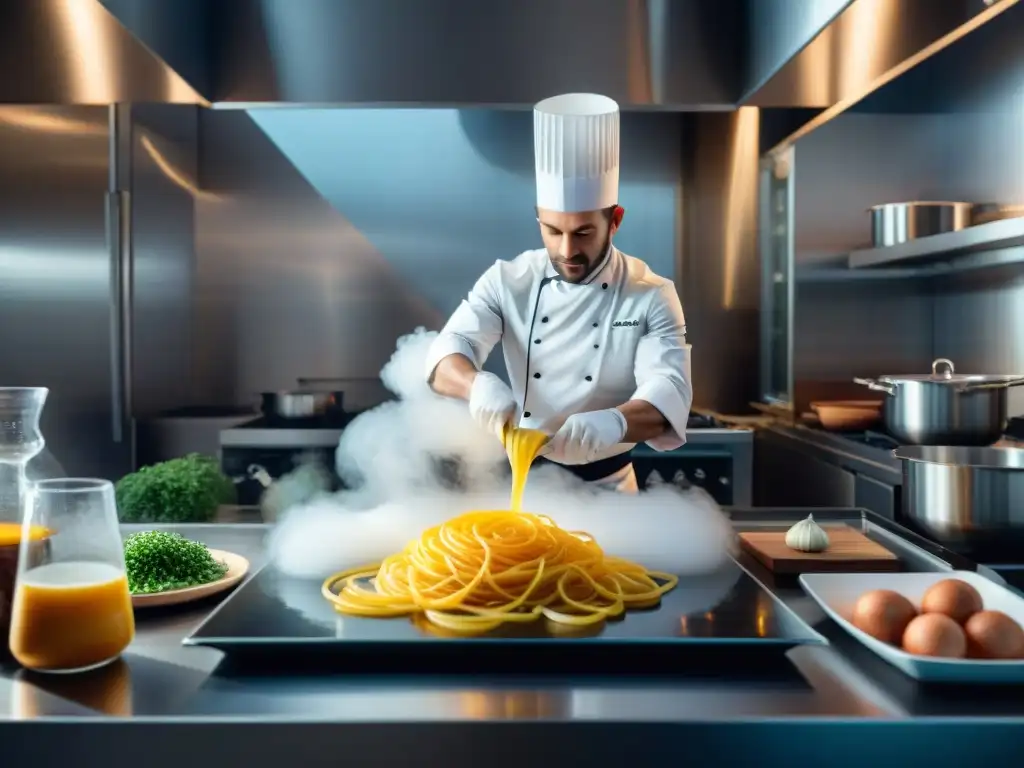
(0, 388, 50, 656)
(9, 479, 135, 673)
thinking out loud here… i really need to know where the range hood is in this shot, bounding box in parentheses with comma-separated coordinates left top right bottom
(0, 0, 204, 104)
(8, 0, 1019, 113)
(751, 0, 1021, 151)
(104, 0, 747, 109)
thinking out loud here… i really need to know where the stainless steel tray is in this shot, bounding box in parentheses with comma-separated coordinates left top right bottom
(185, 550, 827, 673)
(182, 507, 987, 674)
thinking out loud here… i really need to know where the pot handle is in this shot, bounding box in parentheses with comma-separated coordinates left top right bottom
(853, 377, 896, 396)
(932, 358, 955, 379)
(961, 376, 1024, 392)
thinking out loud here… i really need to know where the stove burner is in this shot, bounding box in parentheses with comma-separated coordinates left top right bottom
(834, 429, 900, 451)
(1005, 416, 1024, 442)
(686, 413, 723, 430)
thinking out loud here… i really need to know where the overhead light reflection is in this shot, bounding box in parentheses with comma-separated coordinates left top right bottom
(721, 107, 759, 310)
(59, 0, 116, 103)
(139, 135, 222, 203)
(0, 109, 107, 137)
(0, 107, 222, 202)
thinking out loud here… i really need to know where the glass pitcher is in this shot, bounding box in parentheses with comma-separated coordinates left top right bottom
(9, 479, 134, 674)
(0, 387, 51, 655)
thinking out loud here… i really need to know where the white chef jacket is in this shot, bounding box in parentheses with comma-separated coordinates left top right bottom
(424, 246, 692, 465)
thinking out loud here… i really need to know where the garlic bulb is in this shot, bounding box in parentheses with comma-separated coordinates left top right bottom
(785, 514, 829, 553)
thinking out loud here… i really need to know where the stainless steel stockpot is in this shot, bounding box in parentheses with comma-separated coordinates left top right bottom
(894, 445, 1024, 551)
(855, 358, 1024, 446)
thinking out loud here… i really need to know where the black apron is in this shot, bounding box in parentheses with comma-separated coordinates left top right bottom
(533, 449, 633, 483)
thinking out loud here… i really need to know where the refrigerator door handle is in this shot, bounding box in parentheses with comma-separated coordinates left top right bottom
(106, 190, 132, 444)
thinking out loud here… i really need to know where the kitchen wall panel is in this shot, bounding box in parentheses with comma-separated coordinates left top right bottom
(926, 14, 1024, 417)
(0, 106, 130, 478)
(789, 3, 1024, 413)
(130, 104, 198, 417)
(194, 110, 435, 409)
(791, 114, 937, 382)
(194, 109, 685, 409)
(682, 109, 762, 412)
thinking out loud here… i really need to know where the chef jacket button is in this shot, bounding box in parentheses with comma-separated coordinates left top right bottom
(542, 316, 549, 323)
(602, 283, 608, 290)
(533, 372, 541, 379)
(585, 376, 593, 382)
(593, 344, 599, 349)
(523, 411, 531, 418)
(592, 322, 598, 328)
(534, 338, 541, 344)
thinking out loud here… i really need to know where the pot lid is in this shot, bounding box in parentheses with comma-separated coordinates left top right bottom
(879, 358, 1024, 384)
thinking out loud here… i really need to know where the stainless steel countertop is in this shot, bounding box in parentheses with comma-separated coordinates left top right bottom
(2, 521, 1023, 766)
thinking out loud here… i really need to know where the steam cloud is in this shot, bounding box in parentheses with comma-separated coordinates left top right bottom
(268, 329, 736, 578)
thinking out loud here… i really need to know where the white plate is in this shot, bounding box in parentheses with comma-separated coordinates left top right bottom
(800, 571, 1024, 683)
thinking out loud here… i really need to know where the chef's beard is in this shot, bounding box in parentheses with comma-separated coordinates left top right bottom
(548, 233, 612, 284)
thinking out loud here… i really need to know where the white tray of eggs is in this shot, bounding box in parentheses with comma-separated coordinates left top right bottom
(799, 571, 1024, 683)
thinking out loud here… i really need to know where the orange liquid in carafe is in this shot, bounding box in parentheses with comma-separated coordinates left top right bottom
(0, 523, 51, 547)
(9, 561, 134, 672)
(0, 523, 53, 657)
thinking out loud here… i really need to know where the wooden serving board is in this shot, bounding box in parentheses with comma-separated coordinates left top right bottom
(739, 527, 900, 575)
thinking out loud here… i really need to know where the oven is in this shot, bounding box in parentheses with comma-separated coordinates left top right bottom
(633, 447, 739, 505)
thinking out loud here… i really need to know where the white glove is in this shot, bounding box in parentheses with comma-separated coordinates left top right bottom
(547, 408, 628, 465)
(468, 372, 517, 440)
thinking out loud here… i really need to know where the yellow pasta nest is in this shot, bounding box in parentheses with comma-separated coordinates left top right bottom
(321, 510, 678, 633)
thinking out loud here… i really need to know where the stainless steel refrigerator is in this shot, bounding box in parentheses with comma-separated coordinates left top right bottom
(0, 104, 197, 481)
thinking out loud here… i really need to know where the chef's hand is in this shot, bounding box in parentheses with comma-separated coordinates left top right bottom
(468, 372, 517, 440)
(547, 408, 628, 465)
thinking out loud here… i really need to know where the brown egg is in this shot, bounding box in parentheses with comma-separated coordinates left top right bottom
(964, 610, 1024, 659)
(851, 589, 918, 644)
(902, 613, 967, 658)
(920, 579, 984, 624)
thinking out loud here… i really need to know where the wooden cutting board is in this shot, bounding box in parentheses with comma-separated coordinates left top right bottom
(739, 527, 900, 575)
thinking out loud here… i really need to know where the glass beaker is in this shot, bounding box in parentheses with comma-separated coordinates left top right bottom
(0, 387, 50, 656)
(0, 387, 48, 521)
(9, 479, 134, 674)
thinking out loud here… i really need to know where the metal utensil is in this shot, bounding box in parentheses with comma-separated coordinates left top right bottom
(868, 202, 972, 247)
(855, 358, 1024, 446)
(894, 445, 1024, 550)
(260, 390, 345, 419)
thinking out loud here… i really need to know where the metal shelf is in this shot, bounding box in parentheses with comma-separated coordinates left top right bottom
(795, 266, 925, 283)
(847, 216, 1024, 269)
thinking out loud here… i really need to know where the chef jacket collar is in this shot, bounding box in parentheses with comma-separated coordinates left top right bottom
(544, 244, 616, 285)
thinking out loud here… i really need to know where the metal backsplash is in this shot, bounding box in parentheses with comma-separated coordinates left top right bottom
(192, 108, 686, 409)
(130, 105, 199, 417)
(683, 110, 762, 413)
(925, 4, 1024, 416)
(0, 105, 196, 476)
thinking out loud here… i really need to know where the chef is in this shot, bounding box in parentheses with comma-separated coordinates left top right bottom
(424, 93, 692, 493)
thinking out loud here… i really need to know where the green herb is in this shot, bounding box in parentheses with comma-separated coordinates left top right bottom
(116, 453, 236, 523)
(123, 530, 229, 594)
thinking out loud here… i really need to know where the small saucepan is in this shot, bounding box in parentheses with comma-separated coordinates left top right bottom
(260, 390, 345, 419)
(810, 400, 882, 431)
